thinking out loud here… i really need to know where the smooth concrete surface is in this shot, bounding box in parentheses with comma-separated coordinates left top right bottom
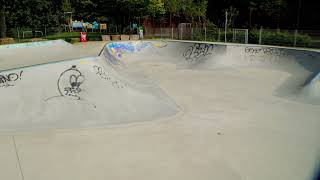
(0, 136, 22, 180)
(0, 40, 319, 180)
(0, 40, 94, 71)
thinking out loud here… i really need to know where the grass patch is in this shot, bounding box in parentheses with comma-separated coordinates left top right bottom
(46, 32, 103, 42)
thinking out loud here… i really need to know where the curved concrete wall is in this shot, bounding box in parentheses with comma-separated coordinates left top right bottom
(102, 40, 320, 101)
(0, 40, 91, 71)
(0, 42, 179, 133)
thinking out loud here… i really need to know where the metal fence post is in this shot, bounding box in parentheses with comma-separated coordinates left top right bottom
(233, 29, 235, 42)
(218, 28, 221, 42)
(204, 27, 207, 41)
(171, 27, 173, 39)
(245, 29, 249, 44)
(293, 29, 298, 47)
(160, 27, 162, 39)
(259, 26, 263, 44)
(180, 25, 183, 40)
(16, 27, 20, 42)
(225, 11, 228, 43)
(191, 27, 193, 40)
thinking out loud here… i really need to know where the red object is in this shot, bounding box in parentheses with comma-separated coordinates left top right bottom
(80, 32, 87, 42)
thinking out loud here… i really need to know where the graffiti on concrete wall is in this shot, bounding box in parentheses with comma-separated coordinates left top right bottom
(0, 40, 61, 49)
(93, 65, 126, 89)
(245, 47, 287, 57)
(244, 47, 289, 64)
(108, 42, 136, 59)
(0, 70, 23, 88)
(183, 43, 215, 62)
(46, 65, 86, 101)
(107, 41, 168, 60)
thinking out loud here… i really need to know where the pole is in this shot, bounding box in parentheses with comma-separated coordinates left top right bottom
(17, 27, 20, 42)
(204, 26, 207, 41)
(296, 0, 302, 30)
(233, 29, 235, 42)
(180, 25, 183, 40)
(249, 8, 252, 28)
(259, 26, 262, 44)
(191, 27, 193, 40)
(225, 11, 228, 43)
(171, 27, 173, 39)
(245, 29, 249, 44)
(293, 29, 298, 47)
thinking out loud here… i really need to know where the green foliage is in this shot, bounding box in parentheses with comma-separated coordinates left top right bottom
(62, 0, 73, 12)
(70, 0, 96, 20)
(225, 6, 239, 28)
(164, 0, 179, 15)
(0, 6, 6, 38)
(179, 0, 208, 23)
(193, 21, 218, 41)
(248, 0, 286, 28)
(147, 0, 166, 17)
(194, 0, 208, 21)
(249, 30, 311, 47)
(45, 31, 103, 41)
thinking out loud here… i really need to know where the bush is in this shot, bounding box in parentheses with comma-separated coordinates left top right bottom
(249, 30, 312, 47)
(46, 32, 103, 42)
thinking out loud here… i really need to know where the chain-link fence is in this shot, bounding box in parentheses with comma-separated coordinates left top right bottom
(4, 25, 320, 48)
(144, 26, 319, 48)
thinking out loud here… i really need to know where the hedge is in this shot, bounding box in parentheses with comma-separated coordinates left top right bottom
(46, 32, 103, 42)
(249, 30, 312, 47)
(193, 28, 312, 47)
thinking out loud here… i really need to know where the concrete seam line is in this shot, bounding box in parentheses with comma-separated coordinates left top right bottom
(12, 136, 25, 180)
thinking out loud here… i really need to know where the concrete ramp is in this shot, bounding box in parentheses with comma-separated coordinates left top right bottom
(103, 40, 320, 102)
(1, 40, 320, 133)
(0, 40, 91, 71)
(0, 48, 179, 133)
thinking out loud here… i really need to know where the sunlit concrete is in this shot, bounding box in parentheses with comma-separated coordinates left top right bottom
(0, 40, 319, 180)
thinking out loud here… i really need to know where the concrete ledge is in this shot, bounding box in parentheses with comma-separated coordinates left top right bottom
(102, 35, 111, 41)
(111, 35, 120, 41)
(0, 38, 14, 45)
(120, 35, 130, 41)
(130, 35, 139, 41)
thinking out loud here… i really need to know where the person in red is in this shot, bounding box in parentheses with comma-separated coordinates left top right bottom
(80, 31, 87, 42)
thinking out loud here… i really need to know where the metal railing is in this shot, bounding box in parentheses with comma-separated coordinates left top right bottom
(4, 25, 320, 48)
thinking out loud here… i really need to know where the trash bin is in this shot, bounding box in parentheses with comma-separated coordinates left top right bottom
(80, 32, 87, 42)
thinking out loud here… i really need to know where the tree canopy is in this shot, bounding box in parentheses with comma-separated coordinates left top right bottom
(0, 0, 319, 38)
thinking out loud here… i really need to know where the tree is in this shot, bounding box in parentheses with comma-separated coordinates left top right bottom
(116, 0, 146, 23)
(180, 0, 199, 23)
(70, 0, 96, 20)
(249, 0, 286, 28)
(62, 0, 74, 32)
(62, 0, 74, 13)
(248, 1, 258, 27)
(0, 4, 6, 38)
(147, 0, 166, 18)
(225, 6, 239, 28)
(164, 0, 179, 26)
(178, 0, 207, 24)
(0, 0, 18, 38)
(194, 0, 208, 24)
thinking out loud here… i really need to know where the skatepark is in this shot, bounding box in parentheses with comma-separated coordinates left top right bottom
(0, 40, 319, 180)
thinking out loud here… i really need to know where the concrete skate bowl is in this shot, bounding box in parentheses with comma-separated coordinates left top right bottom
(1, 40, 320, 134)
(103, 40, 320, 104)
(0, 41, 179, 134)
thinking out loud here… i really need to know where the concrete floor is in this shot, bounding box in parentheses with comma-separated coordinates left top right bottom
(0, 41, 319, 180)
